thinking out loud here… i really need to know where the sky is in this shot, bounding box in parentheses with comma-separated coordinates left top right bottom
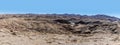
(0, 0, 120, 17)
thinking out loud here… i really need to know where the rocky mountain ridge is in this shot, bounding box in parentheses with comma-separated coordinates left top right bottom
(0, 14, 119, 34)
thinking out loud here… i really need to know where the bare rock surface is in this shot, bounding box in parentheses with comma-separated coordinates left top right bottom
(0, 14, 119, 45)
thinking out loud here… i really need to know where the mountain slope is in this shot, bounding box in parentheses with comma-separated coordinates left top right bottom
(0, 14, 119, 34)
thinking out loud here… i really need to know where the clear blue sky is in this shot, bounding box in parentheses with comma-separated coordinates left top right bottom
(0, 0, 120, 17)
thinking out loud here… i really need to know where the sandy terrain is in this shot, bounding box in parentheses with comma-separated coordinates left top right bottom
(0, 29, 120, 45)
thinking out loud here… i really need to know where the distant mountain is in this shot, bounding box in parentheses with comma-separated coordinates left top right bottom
(90, 14, 120, 22)
(71, 14, 120, 22)
(1, 14, 119, 22)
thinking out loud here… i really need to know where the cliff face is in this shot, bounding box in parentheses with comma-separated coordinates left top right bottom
(0, 14, 119, 34)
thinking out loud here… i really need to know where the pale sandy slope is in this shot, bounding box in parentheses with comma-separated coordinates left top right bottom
(0, 28, 120, 45)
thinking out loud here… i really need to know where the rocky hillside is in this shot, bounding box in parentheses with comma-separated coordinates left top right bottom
(0, 14, 120, 34)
